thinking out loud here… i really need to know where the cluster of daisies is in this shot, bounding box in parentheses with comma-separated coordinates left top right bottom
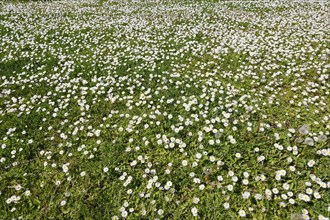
(0, 0, 329, 219)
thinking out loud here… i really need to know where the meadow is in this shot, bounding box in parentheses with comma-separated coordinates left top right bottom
(0, 0, 330, 219)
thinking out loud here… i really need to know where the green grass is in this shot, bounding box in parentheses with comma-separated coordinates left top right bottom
(0, 0, 329, 219)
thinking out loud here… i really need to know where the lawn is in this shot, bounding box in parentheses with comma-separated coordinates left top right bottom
(0, 0, 329, 219)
